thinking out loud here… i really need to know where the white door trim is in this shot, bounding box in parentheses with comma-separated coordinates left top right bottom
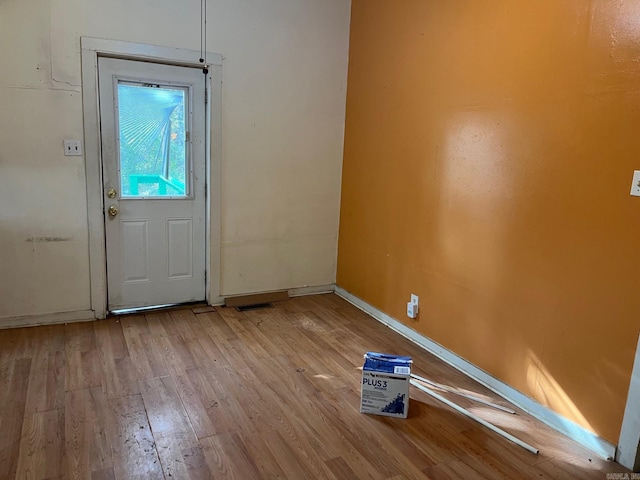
(617, 332, 640, 471)
(81, 37, 223, 318)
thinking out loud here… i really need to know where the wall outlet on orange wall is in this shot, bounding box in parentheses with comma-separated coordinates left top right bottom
(630, 171, 640, 197)
(407, 294, 419, 319)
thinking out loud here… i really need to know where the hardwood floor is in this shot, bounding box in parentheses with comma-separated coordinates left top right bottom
(0, 294, 630, 479)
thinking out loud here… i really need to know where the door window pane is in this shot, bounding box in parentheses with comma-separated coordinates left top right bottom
(117, 83, 188, 197)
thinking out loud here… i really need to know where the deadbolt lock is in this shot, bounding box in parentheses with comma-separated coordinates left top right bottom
(108, 205, 118, 217)
(107, 188, 117, 198)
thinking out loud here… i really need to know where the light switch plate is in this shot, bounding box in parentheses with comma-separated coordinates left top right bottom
(631, 171, 640, 197)
(63, 139, 83, 156)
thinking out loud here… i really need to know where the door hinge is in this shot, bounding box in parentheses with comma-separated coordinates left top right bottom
(204, 88, 208, 104)
(185, 131, 190, 142)
(204, 183, 208, 197)
(204, 270, 207, 283)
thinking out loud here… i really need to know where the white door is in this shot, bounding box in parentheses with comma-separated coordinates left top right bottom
(98, 57, 206, 311)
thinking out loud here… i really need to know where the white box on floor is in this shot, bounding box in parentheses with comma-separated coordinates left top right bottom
(360, 352, 412, 418)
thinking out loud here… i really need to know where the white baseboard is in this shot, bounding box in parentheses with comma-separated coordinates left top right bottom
(0, 309, 96, 329)
(335, 286, 617, 461)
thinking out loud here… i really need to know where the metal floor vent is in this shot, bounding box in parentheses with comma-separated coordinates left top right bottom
(235, 302, 273, 312)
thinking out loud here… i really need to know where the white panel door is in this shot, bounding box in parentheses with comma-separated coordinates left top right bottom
(98, 57, 206, 311)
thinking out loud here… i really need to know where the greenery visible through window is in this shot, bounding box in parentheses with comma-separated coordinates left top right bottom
(117, 83, 187, 197)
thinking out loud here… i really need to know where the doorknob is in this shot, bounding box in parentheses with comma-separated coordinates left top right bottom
(108, 205, 118, 217)
(107, 188, 117, 198)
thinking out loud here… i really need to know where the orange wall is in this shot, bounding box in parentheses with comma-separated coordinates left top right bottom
(338, 0, 640, 444)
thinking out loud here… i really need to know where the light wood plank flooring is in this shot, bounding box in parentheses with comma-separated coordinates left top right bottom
(0, 294, 631, 479)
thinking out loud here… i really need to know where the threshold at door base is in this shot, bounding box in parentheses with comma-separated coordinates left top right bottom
(109, 301, 209, 316)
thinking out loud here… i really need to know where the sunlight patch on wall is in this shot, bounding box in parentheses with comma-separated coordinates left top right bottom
(526, 350, 593, 433)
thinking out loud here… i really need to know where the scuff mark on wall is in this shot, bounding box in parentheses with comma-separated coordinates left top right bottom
(25, 236, 72, 242)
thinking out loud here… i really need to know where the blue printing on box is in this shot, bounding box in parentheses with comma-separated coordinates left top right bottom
(363, 351, 412, 374)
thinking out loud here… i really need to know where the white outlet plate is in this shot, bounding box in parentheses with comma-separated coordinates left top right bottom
(631, 171, 640, 197)
(64, 139, 83, 156)
(407, 294, 419, 319)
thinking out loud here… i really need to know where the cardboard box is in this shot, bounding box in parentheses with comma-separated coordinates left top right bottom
(360, 352, 412, 418)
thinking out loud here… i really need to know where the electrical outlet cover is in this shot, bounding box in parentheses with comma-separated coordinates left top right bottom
(63, 139, 83, 156)
(631, 171, 640, 197)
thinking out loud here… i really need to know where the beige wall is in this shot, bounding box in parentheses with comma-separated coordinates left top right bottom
(338, 0, 640, 444)
(0, 0, 351, 319)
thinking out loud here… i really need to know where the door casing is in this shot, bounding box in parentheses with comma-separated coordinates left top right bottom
(81, 37, 223, 318)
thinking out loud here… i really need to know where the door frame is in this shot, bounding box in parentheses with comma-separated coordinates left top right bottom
(617, 332, 640, 471)
(81, 37, 223, 318)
